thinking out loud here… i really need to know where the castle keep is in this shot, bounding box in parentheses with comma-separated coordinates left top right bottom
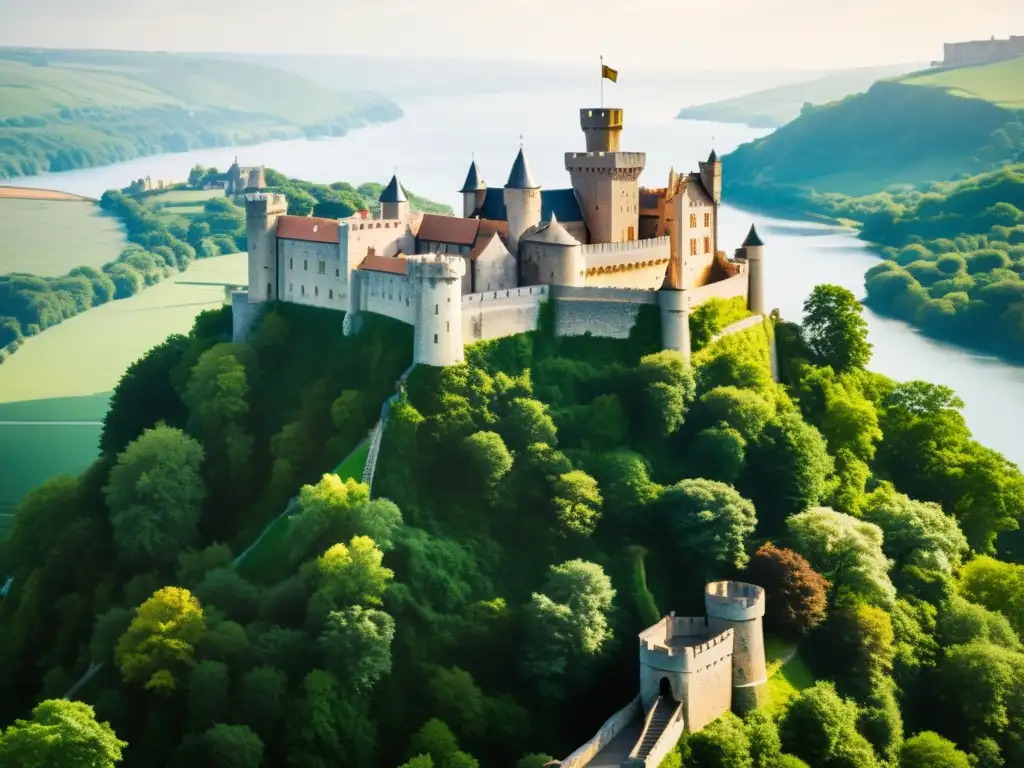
(233, 104, 767, 364)
(555, 582, 768, 768)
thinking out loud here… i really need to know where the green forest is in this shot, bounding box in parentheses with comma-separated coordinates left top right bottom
(2, 279, 1024, 768)
(0, 48, 402, 179)
(0, 170, 449, 363)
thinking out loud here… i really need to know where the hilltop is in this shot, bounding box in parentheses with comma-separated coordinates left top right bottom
(0, 47, 402, 179)
(722, 57, 1024, 199)
(677, 62, 925, 128)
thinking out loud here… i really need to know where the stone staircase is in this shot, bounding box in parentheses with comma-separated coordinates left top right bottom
(361, 362, 416, 494)
(631, 696, 675, 761)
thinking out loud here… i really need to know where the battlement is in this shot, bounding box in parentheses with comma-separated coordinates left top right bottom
(565, 151, 646, 169)
(582, 236, 670, 256)
(245, 192, 288, 216)
(461, 285, 548, 305)
(580, 108, 624, 129)
(705, 581, 766, 621)
(406, 253, 466, 281)
(347, 218, 406, 231)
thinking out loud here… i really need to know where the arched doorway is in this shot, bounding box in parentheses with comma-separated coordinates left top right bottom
(659, 677, 675, 702)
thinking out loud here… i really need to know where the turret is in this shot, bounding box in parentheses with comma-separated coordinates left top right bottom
(245, 192, 288, 303)
(659, 289, 691, 367)
(699, 149, 722, 205)
(580, 107, 623, 152)
(380, 174, 409, 220)
(503, 147, 542, 255)
(408, 253, 466, 367)
(740, 225, 766, 315)
(519, 213, 585, 287)
(459, 158, 487, 218)
(705, 581, 768, 713)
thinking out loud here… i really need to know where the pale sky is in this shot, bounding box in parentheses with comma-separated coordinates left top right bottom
(1, 0, 1023, 70)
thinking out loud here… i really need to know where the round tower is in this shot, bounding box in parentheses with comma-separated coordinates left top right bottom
(659, 289, 691, 367)
(380, 174, 410, 220)
(460, 158, 486, 218)
(408, 254, 466, 367)
(245, 192, 288, 303)
(503, 147, 542, 256)
(520, 213, 585, 287)
(705, 581, 767, 712)
(742, 225, 766, 315)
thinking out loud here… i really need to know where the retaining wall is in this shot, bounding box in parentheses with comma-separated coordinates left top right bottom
(559, 695, 641, 768)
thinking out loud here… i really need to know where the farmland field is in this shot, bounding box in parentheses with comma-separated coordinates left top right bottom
(0, 198, 127, 275)
(901, 56, 1024, 109)
(144, 187, 226, 217)
(0, 252, 247, 535)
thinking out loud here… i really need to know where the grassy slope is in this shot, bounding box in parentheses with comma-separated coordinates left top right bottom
(0, 198, 127, 275)
(677, 63, 926, 128)
(723, 58, 1024, 197)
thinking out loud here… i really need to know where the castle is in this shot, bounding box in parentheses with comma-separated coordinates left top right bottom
(552, 581, 768, 768)
(939, 35, 1024, 67)
(232, 104, 766, 365)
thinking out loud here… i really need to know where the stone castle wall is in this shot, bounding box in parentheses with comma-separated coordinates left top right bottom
(683, 649, 734, 732)
(686, 271, 748, 309)
(461, 286, 548, 343)
(279, 239, 347, 309)
(351, 269, 416, 325)
(345, 217, 414, 263)
(550, 284, 657, 340)
(583, 236, 672, 290)
(559, 695, 642, 768)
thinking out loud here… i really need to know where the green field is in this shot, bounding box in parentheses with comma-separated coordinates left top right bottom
(902, 57, 1024, 109)
(764, 637, 816, 715)
(0, 198, 127, 275)
(0, 252, 247, 534)
(144, 188, 226, 217)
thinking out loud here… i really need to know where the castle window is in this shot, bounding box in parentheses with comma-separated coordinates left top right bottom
(315, 286, 319, 297)
(689, 213, 697, 228)
(329, 289, 333, 299)
(335, 268, 340, 277)
(446, 321, 450, 332)
(434, 334, 438, 344)
(303, 260, 308, 271)
(704, 237, 711, 254)
(301, 285, 305, 296)
(318, 261, 326, 275)
(704, 212, 711, 227)
(290, 258, 293, 269)
(435, 304, 438, 315)
(690, 239, 698, 256)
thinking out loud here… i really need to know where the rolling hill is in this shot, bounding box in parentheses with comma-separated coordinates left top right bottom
(722, 57, 1024, 200)
(676, 63, 927, 128)
(0, 47, 403, 179)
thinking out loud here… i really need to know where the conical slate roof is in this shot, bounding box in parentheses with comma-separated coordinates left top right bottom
(460, 160, 485, 193)
(708, 149, 718, 163)
(379, 174, 407, 203)
(743, 224, 764, 247)
(529, 212, 579, 246)
(506, 148, 539, 190)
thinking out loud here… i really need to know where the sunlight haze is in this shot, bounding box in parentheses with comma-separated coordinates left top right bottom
(2, 0, 1023, 69)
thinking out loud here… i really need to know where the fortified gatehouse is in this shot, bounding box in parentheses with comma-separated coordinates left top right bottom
(552, 582, 767, 768)
(232, 103, 768, 367)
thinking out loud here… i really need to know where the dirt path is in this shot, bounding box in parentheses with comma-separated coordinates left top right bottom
(0, 186, 95, 202)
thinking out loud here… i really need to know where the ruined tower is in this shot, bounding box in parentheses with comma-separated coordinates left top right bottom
(245, 192, 288, 303)
(566, 108, 646, 244)
(705, 581, 768, 713)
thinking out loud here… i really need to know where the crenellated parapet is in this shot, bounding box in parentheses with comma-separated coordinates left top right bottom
(705, 581, 766, 622)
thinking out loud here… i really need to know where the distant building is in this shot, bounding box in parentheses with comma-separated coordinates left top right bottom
(940, 35, 1024, 67)
(126, 176, 174, 195)
(225, 158, 267, 197)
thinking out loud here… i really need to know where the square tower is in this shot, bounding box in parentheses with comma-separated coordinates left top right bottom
(566, 108, 646, 244)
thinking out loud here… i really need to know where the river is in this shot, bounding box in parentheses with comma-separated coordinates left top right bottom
(7, 84, 1024, 469)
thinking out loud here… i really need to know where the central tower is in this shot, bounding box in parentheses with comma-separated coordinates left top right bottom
(566, 108, 645, 244)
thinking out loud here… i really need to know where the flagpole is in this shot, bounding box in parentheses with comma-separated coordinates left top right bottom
(600, 55, 604, 108)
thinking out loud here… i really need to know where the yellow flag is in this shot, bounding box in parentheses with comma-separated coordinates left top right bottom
(601, 64, 618, 83)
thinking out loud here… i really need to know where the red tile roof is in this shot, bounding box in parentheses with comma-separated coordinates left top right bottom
(359, 255, 408, 275)
(417, 214, 479, 246)
(277, 216, 340, 244)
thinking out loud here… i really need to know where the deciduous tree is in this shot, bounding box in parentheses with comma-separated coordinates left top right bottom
(0, 699, 127, 768)
(745, 543, 829, 639)
(656, 478, 757, 572)
(802, 284, 872, 372)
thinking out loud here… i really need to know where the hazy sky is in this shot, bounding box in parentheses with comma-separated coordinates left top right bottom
(2, 0, 1023, 70)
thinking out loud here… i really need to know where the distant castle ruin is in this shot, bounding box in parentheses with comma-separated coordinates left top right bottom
(551, 581, 768, 768)
(231, 102, 767, 366)
(939, 35, 1024, 67)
